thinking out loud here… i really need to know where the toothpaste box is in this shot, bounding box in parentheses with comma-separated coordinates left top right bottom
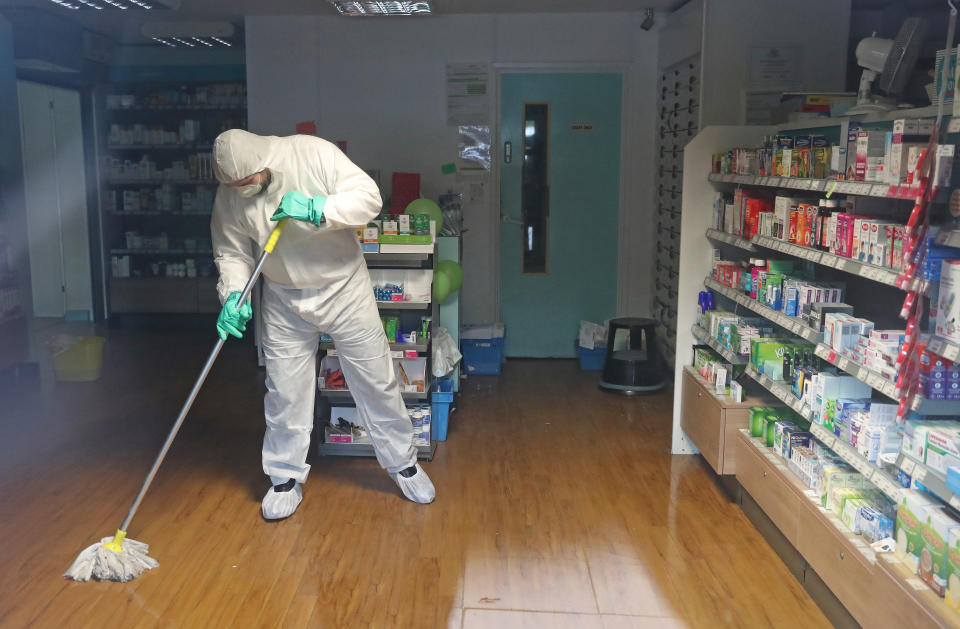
(919, 505, 960, 596)
(897, 490, 940, 571)
(926, 428, 960, 475)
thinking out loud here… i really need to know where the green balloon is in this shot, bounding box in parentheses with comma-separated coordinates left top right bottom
(437, 260, 463, 292)
(433, 270, 451, 303)
(405, 198, 443, 232)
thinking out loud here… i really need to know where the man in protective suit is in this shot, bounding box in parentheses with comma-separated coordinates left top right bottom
(211, 129, 435, 520)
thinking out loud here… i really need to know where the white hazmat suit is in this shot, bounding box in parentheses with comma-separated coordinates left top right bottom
(210, 130, 435, 518)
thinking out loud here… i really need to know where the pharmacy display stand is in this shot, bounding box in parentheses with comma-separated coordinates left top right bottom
(673, 112, 960, 629)
(99, 82, 247, 316)
(315, 243, 439, 461)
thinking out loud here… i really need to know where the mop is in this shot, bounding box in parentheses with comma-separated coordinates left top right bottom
(65, 220, 288, 582)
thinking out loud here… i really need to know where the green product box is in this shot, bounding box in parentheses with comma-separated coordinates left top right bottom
(749, 407, 771, 438)
(378, 234, 433, 245)
(381, 316, 399, 343)
(896, 491, 940, 572)
(412, 213, 430, 235)
(764, 411, 789, 448)
(919, 506, 960, 597)
(767, 260, 795, 275)
(946, 529, 960, 611)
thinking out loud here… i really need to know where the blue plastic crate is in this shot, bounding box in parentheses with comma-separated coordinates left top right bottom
(461, 337, 504, 375)
(431, 379, 454, 441)
(576, 343, 606, 371)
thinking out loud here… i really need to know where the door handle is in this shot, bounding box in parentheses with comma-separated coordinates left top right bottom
(501, 215, 523, 225)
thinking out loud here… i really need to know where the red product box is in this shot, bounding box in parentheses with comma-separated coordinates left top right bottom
(743, 197, 773, 240)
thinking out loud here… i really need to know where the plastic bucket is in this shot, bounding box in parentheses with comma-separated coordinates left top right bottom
(53, 336, 106, 382)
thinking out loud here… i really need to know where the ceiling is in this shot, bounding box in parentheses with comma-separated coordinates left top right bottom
(0, 0, 683, 45)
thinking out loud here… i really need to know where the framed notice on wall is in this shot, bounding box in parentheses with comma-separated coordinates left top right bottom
(747, 46, 801, 88)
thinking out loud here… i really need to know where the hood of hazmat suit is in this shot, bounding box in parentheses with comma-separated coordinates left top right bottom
(210, 129, 383, 303)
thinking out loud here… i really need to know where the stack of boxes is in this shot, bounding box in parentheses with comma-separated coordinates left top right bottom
(919, 344, 960, 400)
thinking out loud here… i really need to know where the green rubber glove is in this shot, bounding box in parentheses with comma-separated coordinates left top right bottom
(216, 291, 253, 340)
(271, 190, 326, 227)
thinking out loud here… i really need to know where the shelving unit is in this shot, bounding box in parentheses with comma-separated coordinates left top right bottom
(676, 116, 960, 625)
(690, 324, 747, 364)
(703, 277, 823, 343)
(100, 81, 246, 316)
(316, 245, 440, 461)
(705, 228, 757, 252)
(736, 430, 959, 629)
(896, 455, 960, 511)
(707, 172, 926, 200)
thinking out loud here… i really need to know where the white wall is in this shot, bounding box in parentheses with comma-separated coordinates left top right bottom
(700, 0, 852, 127)
(245, 12, 659, 325)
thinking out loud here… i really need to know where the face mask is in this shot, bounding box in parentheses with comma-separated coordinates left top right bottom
(235, 183, 263, 198)
(233, 170, 271, 198)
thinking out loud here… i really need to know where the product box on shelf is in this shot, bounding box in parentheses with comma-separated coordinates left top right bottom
(937, 260, 960, 343)
(934, 144, 956, 189)
(897, 490, 941, 572)
(927, 428, 960, 476)
(919, 505, 960, 597)
(859, 505, 895, 544)
(820, 464, 871, 508)
(947, 528, 960, 612)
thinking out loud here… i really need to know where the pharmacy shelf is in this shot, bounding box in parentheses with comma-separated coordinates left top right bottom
(110, 248, 213, 256)
(107, 105, 246, 112)
(876, 555, 960, 629)
(376, 301, 431, 310)
(708, 173, 921, 200)
(744, 365, 811, 418)
(690, 324, 748, 364)
(704, 277, 823, 343)
(896, 455, 960, 511)
(107, 144, 214, 151)
(0, 311, 25, 327)
(813, 343, 960, 415)
(104, 179, 218, 186)
(808, 422, 902, 502)
(814, 344, 898, 399)
(740, 429, 960, 629)
(752, 235, 903, 288)
(705, 228, 757, 252)
(319, 440, 436, 460)
(927, 335, 960, 362)
(108, 211, 212, 217)
(321, 342, 430, 355)
(739, 431, 877, 567)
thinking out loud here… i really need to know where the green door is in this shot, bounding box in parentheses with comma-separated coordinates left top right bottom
(499, 73, 622, 357)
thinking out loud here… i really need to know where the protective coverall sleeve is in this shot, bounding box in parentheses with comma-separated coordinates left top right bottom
(317, 146, 383, 229)
(211, 190, 256, 304)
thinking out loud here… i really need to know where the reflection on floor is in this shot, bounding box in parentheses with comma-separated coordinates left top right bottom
(0, 327, 832, 628)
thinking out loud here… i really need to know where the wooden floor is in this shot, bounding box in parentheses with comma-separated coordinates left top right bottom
(0, 327, 834, 628)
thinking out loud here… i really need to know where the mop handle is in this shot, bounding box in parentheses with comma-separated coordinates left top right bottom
(118, 220, 288, 532)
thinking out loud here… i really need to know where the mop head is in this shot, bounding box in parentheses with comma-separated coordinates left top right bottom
(64, 530, 158, 582)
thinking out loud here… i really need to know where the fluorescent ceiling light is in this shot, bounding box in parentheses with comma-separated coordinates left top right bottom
(330, 1, 432, 16)
(142, 21, 235, 47)
(47, 0, 181, 8)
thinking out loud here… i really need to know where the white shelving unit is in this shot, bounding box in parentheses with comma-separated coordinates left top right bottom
(690, 324, 748, 365)
(703, 277, 823, 343)
(316, 245, 439, 461)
